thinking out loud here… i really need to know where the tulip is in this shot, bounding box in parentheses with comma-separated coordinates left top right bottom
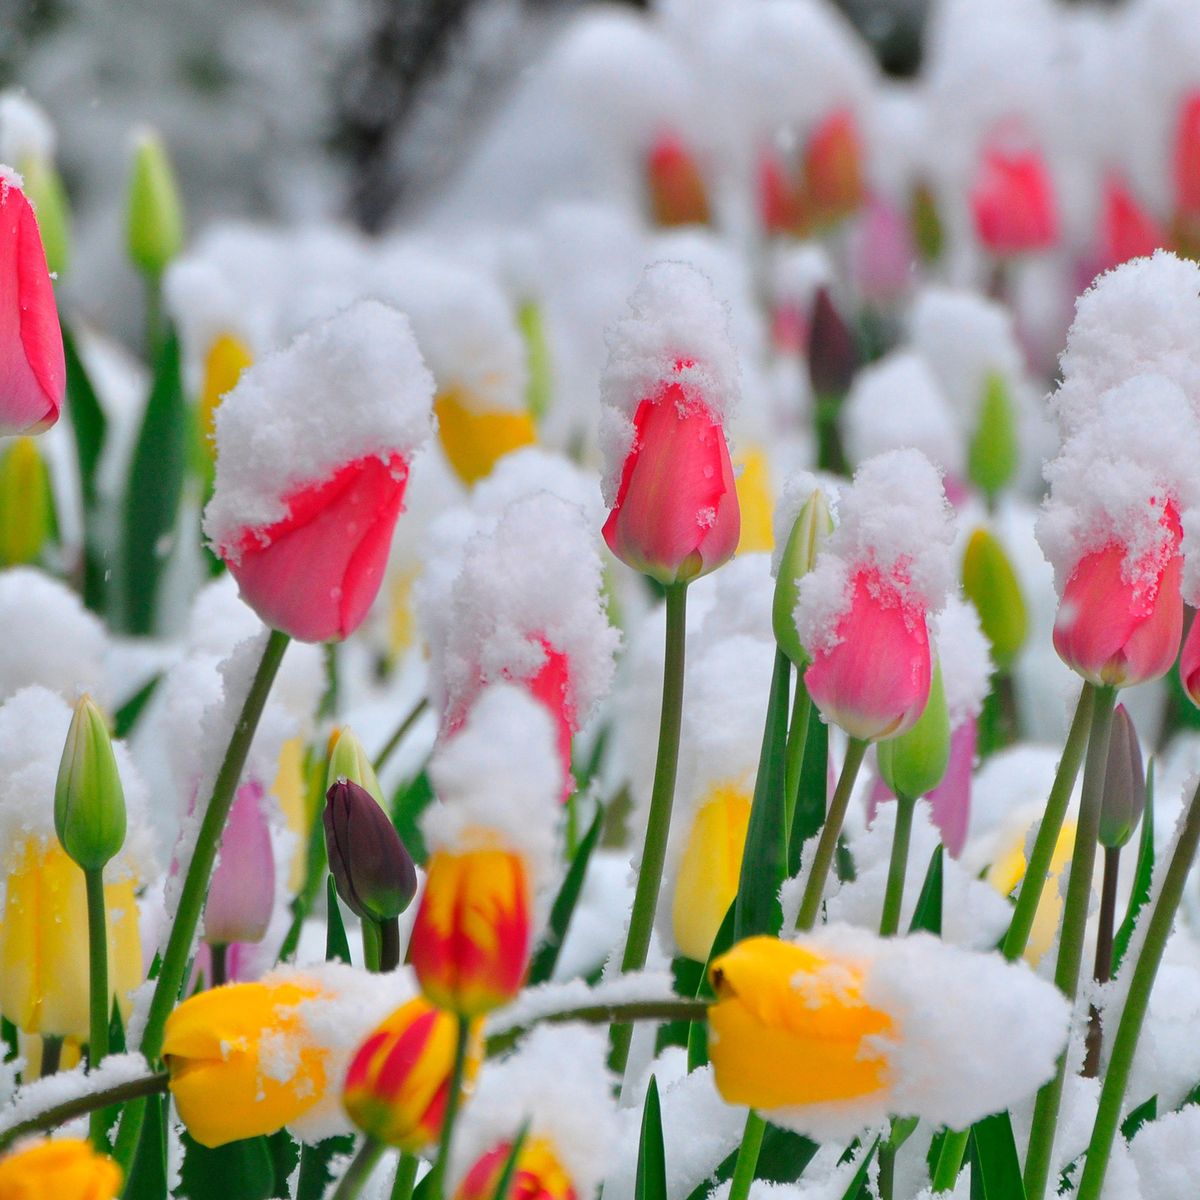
(732, 447, 774, 555)
(1173, 90, 1200, 219)
(970, 141, 1058, 255)
(645, 132, 710, 227)
(0, 169, 65, 436)
(1052, 506, 1183, 688)
(966, 372, 1019, 501)
(988, 818, 1076, 965)
(54, 695, 126, 872)
(409, 846, 532, 1015)
(1181, 618, 1200, 711)
(163, 977, 326, 1147)
(1098, 176, 1161, 273)
(1098, 705, 1146, 850)
(851, 197, 913, 305)
(125, 129, 183, 279)
(773, 486, 834, 668)
(910, 181, 944, 264)
(343, 998, 484, 1149)
(326, 726, 386, 805)
(923, 719, 976, 858)
(601, 374, 739, 586)
(804, 566, 933, 743)
(197, 332, 253, 469)
(203, 780, 275, 946)
(803, 108, 864, 227)
(757, 147, 807, 237)
(962, 528, 1027, 671)
(434, 389, 537, 487)
(455, 1138, 576, 1200)
(0, 1138, 121, 1200)
(876, 661, 950, 801)
(807, 288, 856, 402)
(0, 436, 54, 565)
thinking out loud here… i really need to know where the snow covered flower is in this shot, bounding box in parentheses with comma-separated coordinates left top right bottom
(203, 299, 434, 643)
(0, 167, 65, 436)
(599, 261, 741, 586)
(410, 687, 560, 1015)
(0, 1138, 121, 1200)
(202, 780, 276, 947)
(343, 997, 484, 1150)
(803, 108, 864, 227)
(969, 137, 1057, 255)
(646, 131, 711, 228)
(793, 450, 955, 742)
(706, 929, 1068, 1140)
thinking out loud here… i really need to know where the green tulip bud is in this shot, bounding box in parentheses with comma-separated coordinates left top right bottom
(54, 695, 127, 870)
(773, 487, 834, 667)
(326, 726, 386, 806)
(910, 181, 944, 264)
(19, 154, 71, 278)
(967, 371, 1019, 501)
(1099, 706, 1147, 850)
(518, 299, 552, 424)
(126, 128, 183, 278)
(876, 661, 951, 801)
(0, 437, 55, 565)
(962, 527, 1028, 670)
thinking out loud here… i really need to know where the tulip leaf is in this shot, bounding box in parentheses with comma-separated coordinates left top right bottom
(488, 1122, 530, 1200)
(392, 767, 434, 866)
(114, 673, 162, 739)
(684, 1124, 820, 1200)
(325, 875, 352, 964)
(1121, 1095, 1157, 1141)
(178, 1132, 275, 1200)
(123, 1093, 169, 1200)
(635, 1076, 668, 1200)
(528, 802, 605, 984)
(296, 1135, 355, 1200)
(968, 1111, 1025, 1200)
(686, 899, 737, 1071)
(121, 328, 188, 634)
(735, 650, 792, 941)
(837, 1136, 879, 1200)
(788, 703, 828, 874)
(1113, 760, 1155, 974)
(1, 1018, 15, 1063)
(908, 845, 944, 936)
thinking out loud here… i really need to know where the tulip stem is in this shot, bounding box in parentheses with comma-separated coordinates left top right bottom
(391, 1152, 419, 1200)
(429, 1017, 472, 1200)
(362, 917, 382, 972)
(930, 1129, 969, 1193)
(114, 628, 290, 1172)
(380, 918, 401, 972)
(84, 866, 110, 1147)
(879, 795, 916, 937)
(374, 696, 430, 775)
(40, 1037, 62, 1077)
(1075, 774, 1200, 1200)
(332, 1137, 385, 1200)
(611, 583, 689, 1075)
(1023, 684, 1117, 1200)
(210, 942, 228, 987)
(727, 1110, 767, 1200)
(1001, 684, 1095, 961)
(1084, 845, 1121, 1078)
(796, 738, 868, 931)
(487, 999, 708, 1057)
(782, 680, 812, 848)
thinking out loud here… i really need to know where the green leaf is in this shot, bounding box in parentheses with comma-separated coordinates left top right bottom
(838, 1136, 879, 1200)
(635, 1077, 668, 1200)
(121, 330, 188, 634)
(528, 803, 604, 984)
(178, 1132, 275, 1200)
(488, 1122, 530, 1200)
(114, 674, 162, 739)
(789, 707, 828, 874)
(1121, 1095, 1157, 1141)
(909, 845, 944, 936)
(735, 652, 792, 941)
(968, 1111, 1026, 1200)
(686, 899, 737, 1071)
(123, 1093, 169, 1200)
(325, 875, 352, 964)
(682, 1124, 819, 1200)
(296, 1135, 356, 1200)
(392, 768, 434, 866)
(1113, 760, 1155, 973)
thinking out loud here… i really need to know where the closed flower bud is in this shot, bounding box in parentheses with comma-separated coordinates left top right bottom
(54, 695, 126, 871)
(18, 153, 70, 278)
(962, 528, 1028, 671)
(343, 998, 484, 1149)
(324, 780, 417, 925)
(0, 1138, 121, 1200)
(126, 128, 183, 277)
(1098, 705, 1147, 850)
(203, 780, 275, 946)
(773, 487, 833, 667)
(910, 181, 944, 264)
(803, 108, 864, 227)
(970, 140, 1058, 256)
(409, 846, 533, 1015)
(455, 1139, 575, 1200)
(807, 288, 857, 400)
(875, 660, 951, 801)
(645, 132, 710, 227)
(326, 726, 385, 805)
(967, 372, 1019, 500)
(0, 436, 55, 565)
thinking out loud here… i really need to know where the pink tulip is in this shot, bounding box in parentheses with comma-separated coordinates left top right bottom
(758, 147, 806, 237)
(1173, 91, 1200, 218)
(970, 142, 1058, 255)
(203, 780, 275, 946)
(222, 451, 409, 643)
(805, 565, 932, 742)
(602, 373, 740, 585)
(1053, 504, 1183, 688)
(0, 172, 65, 436)
(851, 196, 914, 304)
(1098, 176, 1161, 272)
(1179, 618, 1200, 707)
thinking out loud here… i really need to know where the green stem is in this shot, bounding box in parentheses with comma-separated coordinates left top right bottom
(331, 1137, 386, 1200)
(362, 917, 382, 973)
(380, 918, 401, 973)
(930, 1129, 969, 1193)
(727, 1110, 767, 1200)
(879, 795, 916, 937)
(390, 1152, 419, 1200)
(210, 942, 228, 988)
(84, 866, 110, 1148)
(610, 583, 688, 1074)
(1075, 774, 1200, 1200)
(1023, 685, 1117, 1200)
(144, 276, 163, 360)
(428, 1018, 471, 1200)
(115, 628, 290, 1172)
(782, 681, 811, 849)
(40, 1037, 62, 1077)
(1083, 845, 1121, 1078)
(487, 999, 708, 1059)
(1002, 684, 1096, 961)
(373, 697, 430, 774)
(795, 738, 868, 931)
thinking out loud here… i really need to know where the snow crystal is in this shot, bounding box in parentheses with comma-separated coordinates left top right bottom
(599, 261, 741, 507)
(932, 595, 992, 728)
(203, 299, 434, 560)
(0, 1053, 150, 1139)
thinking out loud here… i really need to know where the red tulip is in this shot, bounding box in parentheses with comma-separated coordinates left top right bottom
(1173, 90, 1200, 218)
(646, 132, 710, 227)
(0, 171, 65, 435)
(804, 108, 865, 226)
(970, 142, 1058, 255)
(1098, 176, 1162, 272)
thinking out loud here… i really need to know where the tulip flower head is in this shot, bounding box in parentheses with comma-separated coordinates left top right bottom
(203, 779, 276, 946)
(969, 134, 1058, 255)
(772, 473, 836, 668)
(1098, 176, 1161, 274)
(1098, 705, 1147, 850)
(0, 1138, 121, 1200)
(203, 299, 434, 642)
(0, 166, 65, 436)
(803, 107, 865, 227)
(1173, 89, 1200, 221)
(793, 450, 955, 742)
(646, 131, 711, 227)
(599, 261, 741, 585)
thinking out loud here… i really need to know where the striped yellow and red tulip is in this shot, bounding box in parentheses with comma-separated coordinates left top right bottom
(454, 1137, 577, 1200)
(343, 998, 483, 1149)
(0, 1138, 121, 1200)
(408, 845, 533, 1016)
(803, 107, 864, 227)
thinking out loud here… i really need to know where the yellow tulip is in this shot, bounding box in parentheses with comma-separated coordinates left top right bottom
(434, 389, 536, 486)
(0, 840, 140, 1039)
(987, 818, 1077, 965)
(707, 936, 892, 1110)
(0, 1138, 121, 1200)
(199, 333, 253, 454)
(732, 446, 774, 555)
(671, 783, 752, 962)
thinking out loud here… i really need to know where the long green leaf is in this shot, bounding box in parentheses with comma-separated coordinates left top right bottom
(969, 1111, 1025, 1200)
(682, 1124, 819, 1200)
(528, 803, 604, 984)
(296, 1135, 356, 1200)
(1113, 760, 1155, 973)
(686, 899, 737, 1071)
(123, 1093, 169, 1200)
(488, 1122, 530, 1200)
(392, 768, 434, 866)
(1120, 1095, 1157, 1141)
(909, 845, 944, 936)
(178, 1132, 275, 1200)
(325, 875, 352, 964)
(838, 1136, 879, 1200)
(635, 1077, 668, 1200)
(789, 703, 829, 874)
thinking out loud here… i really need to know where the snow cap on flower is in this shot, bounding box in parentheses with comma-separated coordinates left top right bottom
(932, 595, 992, 730)
(771, 472, 839, 580)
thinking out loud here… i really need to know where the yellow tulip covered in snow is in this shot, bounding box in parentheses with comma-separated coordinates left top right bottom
(0, 1138, 121, 1200)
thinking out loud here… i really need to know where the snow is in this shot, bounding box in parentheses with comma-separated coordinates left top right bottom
(0, 1053, 150, 1138)
(0, 91, 56, 163)
(486, 970, 677, 1038)
(772, 471, 839, 579)
(932, 596, 993, 728)
(1130, 1104, 1200, 1200)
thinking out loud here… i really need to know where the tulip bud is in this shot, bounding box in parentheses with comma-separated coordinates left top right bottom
(126, 128, 183, 278)
(803, 108, 864, 227)
(343, 998, 484, 1149)
(54, 695, 126, 871)
(0, 436, 55, 565)
(875, 661, 951, 801)
(326, 726, 386, 806)
(1098, 705, 1147, 850)
(910, 182, 944, 264)
(807, 288, 857, 401)
(324, 780, 417, 924)
(967, 372, 1019, 500)
(19, 153, 70, 278)
(773, 488, 833, 667)
(198, 333, 253, 468)
(204, 781, 275, 946)
(455, 1139, 575, 1200)
(646, 132, 710, 227)
(0, 1138, 121, 1199)
(961, 528, 1028, 671)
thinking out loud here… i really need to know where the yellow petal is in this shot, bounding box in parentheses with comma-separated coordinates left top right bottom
(199, 333, 253, 455)
(434, 390, 536, 486)
(272, 737, 309, 893)
(0, 1137, 122, 1200)
(733, 447, 774, 555)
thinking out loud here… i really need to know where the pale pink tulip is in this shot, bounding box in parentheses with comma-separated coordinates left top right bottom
(203, 780, 275, 946)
